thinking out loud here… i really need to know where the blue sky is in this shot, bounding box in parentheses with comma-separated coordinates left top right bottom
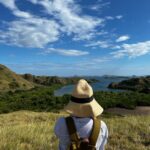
(0, 0, 150, 76)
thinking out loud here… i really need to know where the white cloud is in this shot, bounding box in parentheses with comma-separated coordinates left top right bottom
(13, 10, 32, 18)
(0, 0, 16, 10)
(0, 0, 125, 54)
(90, 5, 101, 11)
(112, 40, 150, 58)
(105, 15, 123, 21)
(85, 40, 111, 48)
(0, 18, 59, 48)
(116, 15, 123, 19)
(0, 0, 105, 48)
(105, 16, 114, 20)
(111, 45, 121, 49)
(0, 0, 32, 18)
(28, 0, 103, 40)
(42, 48, 89, 56)
(90, 1, 110, 11)
(116, 35, 130, 42)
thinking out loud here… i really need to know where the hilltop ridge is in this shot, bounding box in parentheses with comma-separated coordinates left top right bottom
(0, 64, 97, 92)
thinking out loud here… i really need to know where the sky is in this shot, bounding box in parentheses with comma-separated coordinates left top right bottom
(0, 0, 150, 76)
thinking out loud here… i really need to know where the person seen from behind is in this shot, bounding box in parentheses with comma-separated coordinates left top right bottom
(54, 79, 108, 150)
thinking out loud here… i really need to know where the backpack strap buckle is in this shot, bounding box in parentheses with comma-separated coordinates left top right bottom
(70, 141, 80, 150)
(72, 142, 77, 149)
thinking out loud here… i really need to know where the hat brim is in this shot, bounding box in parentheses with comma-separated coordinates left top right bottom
(64, 98, 103, 117)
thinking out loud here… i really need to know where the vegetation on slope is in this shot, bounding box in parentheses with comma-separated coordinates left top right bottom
(0, 111, 149, 150)
(21, 73, 98, 86)
(0, 64, 97, 92)
(0, 64, 34, 91)
(0, 85, 62, 113)
(0, 85, 150, 114)
(108, 76, 150, 93)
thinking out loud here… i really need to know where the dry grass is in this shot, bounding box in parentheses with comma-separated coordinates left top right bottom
(0, 64, 34, 91)
(0, 111, 149, 150)
(105, 115, 150, 150)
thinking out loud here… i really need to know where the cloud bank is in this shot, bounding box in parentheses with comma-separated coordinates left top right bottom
(43, 48, 89, 56)
(112, 40, 150, 58)
(0, 0, 103, 48)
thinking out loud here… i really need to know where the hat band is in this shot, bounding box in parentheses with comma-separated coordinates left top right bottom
(71, 96, 94, 103)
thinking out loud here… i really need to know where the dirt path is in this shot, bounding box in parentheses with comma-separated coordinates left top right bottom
(105, 106, 150, 116)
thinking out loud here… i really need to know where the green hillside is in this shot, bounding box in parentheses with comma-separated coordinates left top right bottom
(0, 64, 34, 91)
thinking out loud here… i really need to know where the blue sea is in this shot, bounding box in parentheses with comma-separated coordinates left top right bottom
(54, 76, 129, 96)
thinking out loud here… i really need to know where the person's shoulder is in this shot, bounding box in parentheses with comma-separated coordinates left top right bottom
(54, 117, 68, 136)
(55, 117, 66, 127)
(100, 120, 107, 127)
(100, 120, 108, 132)
(100, 120, 108, 137)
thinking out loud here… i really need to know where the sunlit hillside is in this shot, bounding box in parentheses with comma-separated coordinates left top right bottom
(0, 64, 34, 91)
(0, 111, 149, 150)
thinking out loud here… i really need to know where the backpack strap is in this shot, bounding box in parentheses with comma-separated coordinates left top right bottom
(65, 117, 101, 150)
(65, 116, 80, 149)
(88, 118, 101, 148)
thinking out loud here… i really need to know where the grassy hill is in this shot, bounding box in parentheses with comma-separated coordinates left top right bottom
(0, 111, 149, 150)
(0, 64, 34, 91)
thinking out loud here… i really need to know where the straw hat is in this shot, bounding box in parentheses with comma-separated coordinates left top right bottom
(64, 79, 103, 117)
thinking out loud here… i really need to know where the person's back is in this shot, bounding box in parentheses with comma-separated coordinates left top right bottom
(54, 117, 108, 150)
(54, 79, 108, 150)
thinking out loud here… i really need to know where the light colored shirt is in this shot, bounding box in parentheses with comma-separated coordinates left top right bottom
(54, 117, 108, 150)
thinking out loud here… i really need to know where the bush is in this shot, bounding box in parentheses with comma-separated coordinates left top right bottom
(0, 85, 150, 114)
(9, 81, 20, 89)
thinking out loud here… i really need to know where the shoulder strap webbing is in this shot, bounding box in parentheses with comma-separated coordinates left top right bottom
(88, 118, 101, 147)
(65, 116, 79, 142)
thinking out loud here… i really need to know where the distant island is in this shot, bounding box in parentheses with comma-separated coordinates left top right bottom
(108, 76, 150, 93)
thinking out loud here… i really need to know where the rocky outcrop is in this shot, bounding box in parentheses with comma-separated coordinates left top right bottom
(21, 74, 98, 86)
(21, 74, 67, 85)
